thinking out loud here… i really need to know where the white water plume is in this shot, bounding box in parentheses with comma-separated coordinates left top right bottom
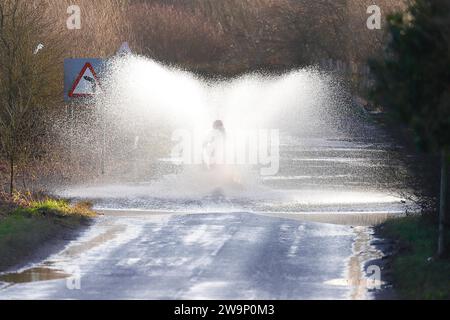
(98, 55, 342, 137)
(56, 55, 410, 214)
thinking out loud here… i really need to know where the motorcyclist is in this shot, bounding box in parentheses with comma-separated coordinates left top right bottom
(203, 120, 226, 169)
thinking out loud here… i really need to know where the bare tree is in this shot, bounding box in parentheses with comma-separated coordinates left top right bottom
(0, 0, 65, 194)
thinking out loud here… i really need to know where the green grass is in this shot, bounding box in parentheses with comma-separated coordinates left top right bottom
(381, 216, 450, 300)
(12, 199, 96, 218)
(0, 199, 96, 271)
(0, 213, 31, 239)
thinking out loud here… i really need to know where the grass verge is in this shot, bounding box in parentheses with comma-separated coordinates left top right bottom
(0, 198, 96, 272)
(379, 215, 450, 299)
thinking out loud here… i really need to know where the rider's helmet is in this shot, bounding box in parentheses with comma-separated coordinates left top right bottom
(213, 120, 224, 131)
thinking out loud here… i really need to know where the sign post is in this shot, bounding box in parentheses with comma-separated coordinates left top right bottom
(63, 44, 133, 176)
(64, 58, 106, 174)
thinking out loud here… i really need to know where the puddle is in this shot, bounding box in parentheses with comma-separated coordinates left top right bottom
(0, 267, 68, 284)
(0, 223, 126, 287)
(324, 226, 385, 300)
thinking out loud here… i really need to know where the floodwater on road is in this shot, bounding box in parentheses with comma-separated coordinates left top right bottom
(0, 211, 384, 300)
(59, 127, 416, 216)
(0, 129, 410, 299)
(0, 93, 417, 300)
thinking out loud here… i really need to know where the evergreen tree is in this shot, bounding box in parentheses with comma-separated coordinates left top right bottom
(370, 0, 450, 257)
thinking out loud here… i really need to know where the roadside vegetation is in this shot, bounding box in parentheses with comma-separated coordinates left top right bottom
(0, 192, 96, 272)
(369, 0, 450, 299)
(370, 0, 450, 258)
(379, 216, 450, 299)
(50, 0, 406, 79)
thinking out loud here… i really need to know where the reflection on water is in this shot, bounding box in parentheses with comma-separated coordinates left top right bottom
(257, 212, 402, 227)
(0, 221, 126, 287)
(0, 267, 68, 284)
(324, 226, 386, 300)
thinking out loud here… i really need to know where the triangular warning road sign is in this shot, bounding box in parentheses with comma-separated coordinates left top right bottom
(69, 63, 101, 98)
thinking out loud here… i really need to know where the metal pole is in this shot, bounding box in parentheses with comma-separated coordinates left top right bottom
(86, 75, 106, 175)
(438, 147, 448, 257)
(101, 103, 106, 175)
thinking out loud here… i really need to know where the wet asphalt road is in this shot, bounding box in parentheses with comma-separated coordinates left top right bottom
(0, 117, 409, 300)
(0, 211, 367, 300)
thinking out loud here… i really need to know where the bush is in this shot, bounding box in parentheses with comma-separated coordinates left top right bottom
(381, 216, 450, 299)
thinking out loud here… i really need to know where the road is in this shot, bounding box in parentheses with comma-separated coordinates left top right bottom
(0, 113, 411, 300)
(0, 210, 379, 300)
